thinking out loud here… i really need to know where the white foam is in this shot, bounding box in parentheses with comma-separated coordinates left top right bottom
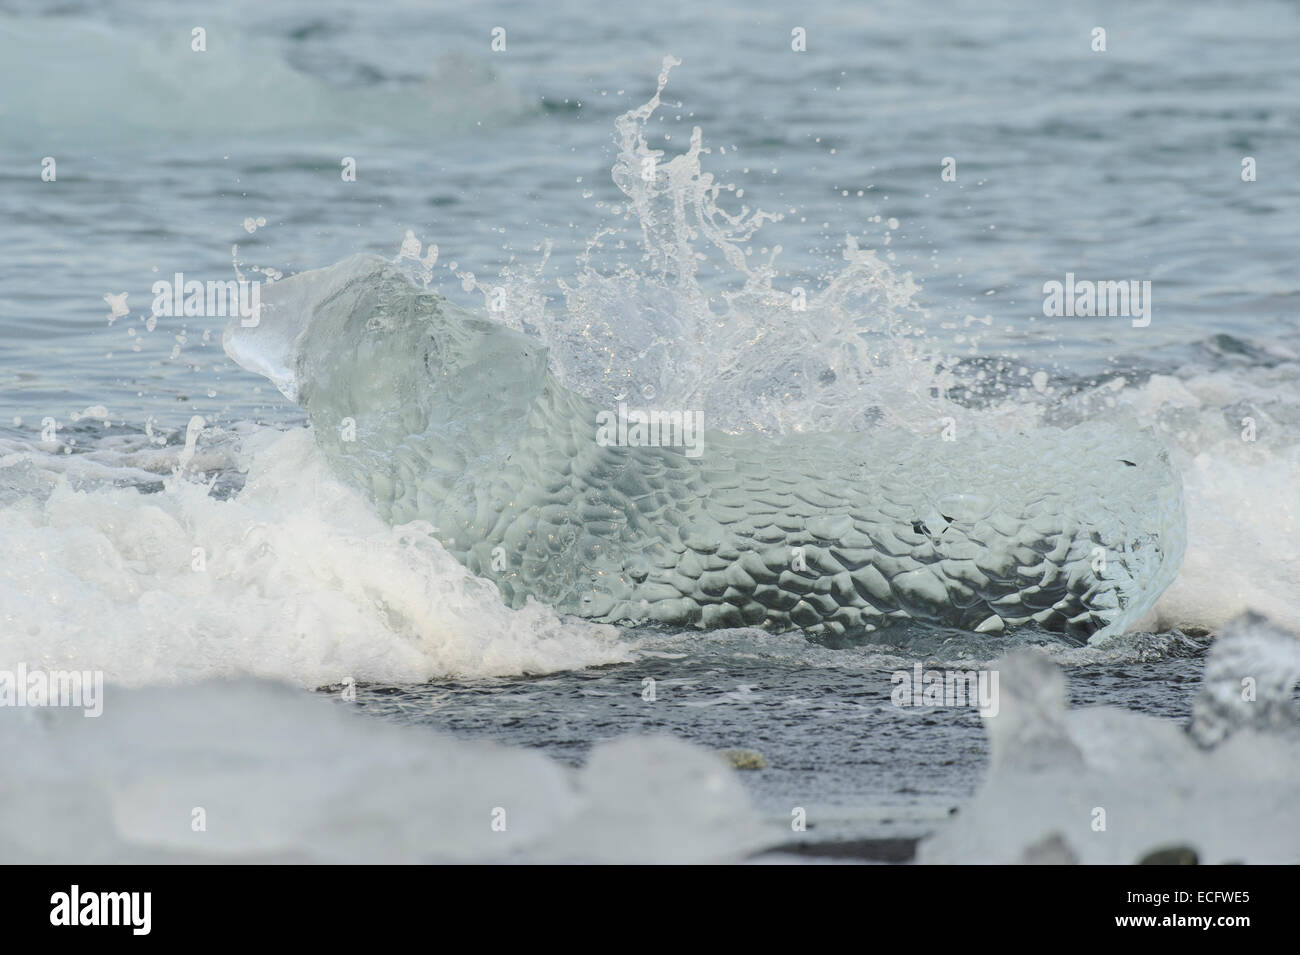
(1119, 371, 1300, 633)
(0, 427, 631, 686)
(1157, 442, 1300, 631)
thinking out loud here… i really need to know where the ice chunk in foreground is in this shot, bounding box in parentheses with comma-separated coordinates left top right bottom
(919, 614, 1300, 864)
(0, 680, 767, 863)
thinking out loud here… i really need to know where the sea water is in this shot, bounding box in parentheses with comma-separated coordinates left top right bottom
(1, 0, 1297, 862)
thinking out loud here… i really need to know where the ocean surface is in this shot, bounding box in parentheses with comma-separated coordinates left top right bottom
(1, 0, 1297, 862)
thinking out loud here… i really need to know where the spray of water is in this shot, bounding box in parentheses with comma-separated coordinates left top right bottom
(411, 56, 1030, 439)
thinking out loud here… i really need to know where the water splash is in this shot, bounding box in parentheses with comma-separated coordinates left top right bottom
(442, 56, 995, 438)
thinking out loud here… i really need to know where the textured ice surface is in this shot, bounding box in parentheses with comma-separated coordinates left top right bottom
(0, 679, 766, 863)
(919, 614, 1300, 864)
(226, 254, 1186, 641)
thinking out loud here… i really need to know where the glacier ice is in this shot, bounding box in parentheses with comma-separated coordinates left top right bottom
(225, 254, 1186, 642)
